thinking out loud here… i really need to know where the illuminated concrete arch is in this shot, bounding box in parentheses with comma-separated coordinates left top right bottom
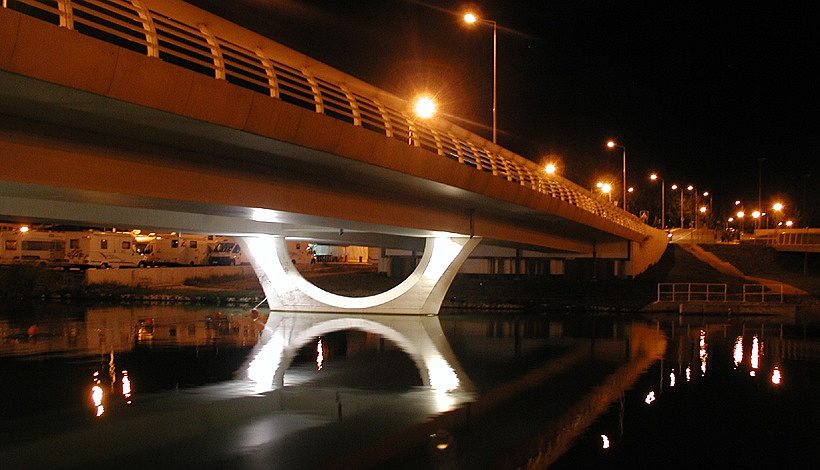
(241, 235, 481, 315)
(243, 313, 475, 410)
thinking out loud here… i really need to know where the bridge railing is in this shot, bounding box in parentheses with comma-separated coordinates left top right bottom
(3, 0, 650, 236)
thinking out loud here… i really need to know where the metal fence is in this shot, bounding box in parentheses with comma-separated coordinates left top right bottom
(2, 0, 652, 236)
(742, 284, 784, 303)
(657, 283, 727, 302)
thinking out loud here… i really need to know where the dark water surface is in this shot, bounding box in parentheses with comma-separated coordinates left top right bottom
(0, 303, 817, 468)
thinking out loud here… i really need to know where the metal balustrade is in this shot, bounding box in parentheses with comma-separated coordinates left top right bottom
(656, 283, 728, 302)
(3, 0, 652, 236)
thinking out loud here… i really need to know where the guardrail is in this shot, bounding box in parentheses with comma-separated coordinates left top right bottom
(2, 0, 652, 237)
(657, 283, 727, 302)
(742, 284, 784, 303)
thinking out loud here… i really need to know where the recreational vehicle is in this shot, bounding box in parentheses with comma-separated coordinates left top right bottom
(64, 231, 145, 269)
(208, 239, 249, 266)
(143, 234, 213, 266)
(0, 230, 67, 267)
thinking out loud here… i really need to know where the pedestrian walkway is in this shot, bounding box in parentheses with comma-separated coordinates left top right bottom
(679, 244, 807, 295)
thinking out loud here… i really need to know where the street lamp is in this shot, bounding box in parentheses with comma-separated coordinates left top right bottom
(606, 140, 627, 211)
(413, 95, 437, 119)
(596, 181, 613, 202)
(686, 185, 698, 229)
(650, 173, 665, 229)
(671, 184, 684, 228)
(463, 12, 498, 144)
(545, 163, 557, 175)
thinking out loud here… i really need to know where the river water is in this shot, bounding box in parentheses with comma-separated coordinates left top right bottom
(0, 303, 817, 468)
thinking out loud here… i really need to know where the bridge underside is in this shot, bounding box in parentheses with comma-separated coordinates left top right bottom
(0, 5, 667, 282)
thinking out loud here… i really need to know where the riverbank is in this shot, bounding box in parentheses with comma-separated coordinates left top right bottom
(1, 245, 816, 318)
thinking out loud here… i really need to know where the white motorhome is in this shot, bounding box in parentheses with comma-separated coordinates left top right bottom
(208, 239, 249, 266)
(0, 230, 67, 267)
(64, 231, 145, 269)
(143, 234, 213, 266)
(287, 241, 315, 266)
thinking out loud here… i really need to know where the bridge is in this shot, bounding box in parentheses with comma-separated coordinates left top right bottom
(0, 0, 667, 314)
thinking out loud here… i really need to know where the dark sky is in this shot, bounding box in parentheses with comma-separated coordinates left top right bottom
(186, 0, 817, 224)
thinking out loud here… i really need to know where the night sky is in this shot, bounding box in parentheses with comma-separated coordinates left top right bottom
(186, 0, 817, 225)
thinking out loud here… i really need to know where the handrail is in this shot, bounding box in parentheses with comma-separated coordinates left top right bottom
(657, 283, 727, 302)
(3, 0, 653, 236)
(742, 284, 784, 303)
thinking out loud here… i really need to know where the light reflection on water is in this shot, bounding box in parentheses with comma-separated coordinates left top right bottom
(5, 305, 813, 468)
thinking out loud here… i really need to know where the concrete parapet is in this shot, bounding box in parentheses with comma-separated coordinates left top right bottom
(645, 301, 796, 316)
(85, 266, 254, 287)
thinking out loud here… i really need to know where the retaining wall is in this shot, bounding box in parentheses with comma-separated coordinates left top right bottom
(85, 266, 255, 287)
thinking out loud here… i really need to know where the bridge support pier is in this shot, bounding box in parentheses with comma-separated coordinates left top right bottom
(242, 235, 481, 315)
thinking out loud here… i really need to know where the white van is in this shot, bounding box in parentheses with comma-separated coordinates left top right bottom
(144, 234, 213, 266)
(0, 230, 67, 267)
(64, 231, 145, 269)
(208, 239, 249, 266)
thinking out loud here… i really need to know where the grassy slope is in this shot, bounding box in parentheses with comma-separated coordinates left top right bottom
(699, 244, 820, 297)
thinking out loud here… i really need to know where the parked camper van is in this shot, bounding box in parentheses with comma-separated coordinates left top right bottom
(64, 231, 144, 269)
(143, 234, 213, 266)
(208, 239, 249, 266)
(0, 230, 67, 267)
(287, 241, 315, 266)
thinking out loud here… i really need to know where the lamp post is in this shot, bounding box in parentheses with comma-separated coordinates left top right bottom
(687, 185, 698, 229)
(596, 181, 613, 202)
(650, 173, 665, 229)
(672, 184, 684, 228)
(463, 12, 497, 144)
(606, 141, 627, 210)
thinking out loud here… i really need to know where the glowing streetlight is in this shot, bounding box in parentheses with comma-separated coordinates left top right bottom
(463, 11, 498, 144)
(19, 225, 30, 233)
(596, 181, 612, 202)
(606, 140, 627, 210)
(785, 220, 793, 227)
(671, 184, 684, 228)
(737, 211, 745, 218)
(413, 95, 437, 119)
(752, 210, 761, 219)
(700, 206, 707, 213)
(650, 173, 666, 229)
(545, 163, 557, 175)
(772, 202, 783, 212)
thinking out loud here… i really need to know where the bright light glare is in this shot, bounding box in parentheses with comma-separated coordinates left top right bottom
(463, 12, 477, 23)
(728, 217, 734, 222)
(650, 173, 658, 181)
(737, 211, 745, 218)
(785, 220, 793, 227)
(671, 184, 678, 190)
(600, 183, 612, 194)
(669, 371, 676, 387)
(772, 202, 783, 211)
(771, 367, 781, 385)
(733, 336, 743, 368)
(545, 163, 557, 175)
(700, 206, 707, 213)
(752, 211, 761, 219)
(19, 226, 30, 233)
(687, 185, 694, 191)
(316, 337, 324, 371)
(644, 391, 656, 405)
(735, 200, 741, 205)
(414, 96, 436, 119)
(751, 335, 760, 370)
(606, 140, 616, 148)
(601, 434, 610, 449)
(628, 187, 634, 193)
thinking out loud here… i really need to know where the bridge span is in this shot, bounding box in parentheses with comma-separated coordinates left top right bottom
(0, 0, 666, 314)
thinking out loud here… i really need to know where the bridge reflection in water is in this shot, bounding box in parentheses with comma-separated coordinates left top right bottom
(0, 306, 669, 468)
(243, 312, 477, 411)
